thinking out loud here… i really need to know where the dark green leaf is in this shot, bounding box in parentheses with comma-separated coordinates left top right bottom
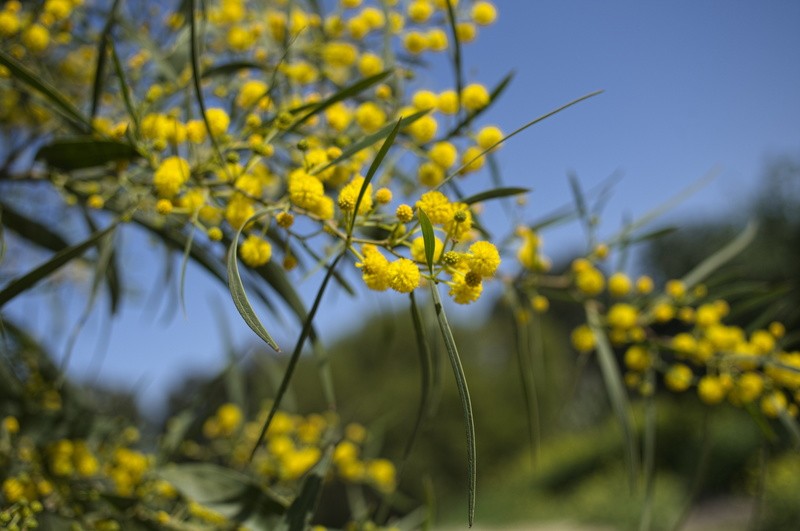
(279, 447, 333, 531)
(227, 210, 281, 352)
(349, 118, 402, 237)
(429, 283, 476, 527)
(90, 0, 123, 119)
(460, 187, 529, 206)
(202, 60, 270, 78)
(0, 49, 91, 132)
(311, 109, 429, 176)
(0, 221, 119, 308)
(287, 70, 393, 132)
(418, 208, 435, 273)
(36, 138, 140, 171)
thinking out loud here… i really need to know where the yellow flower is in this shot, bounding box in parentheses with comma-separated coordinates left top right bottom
(437, 90, 459, 114)
(357, 245, 391, 291)
(239, 235, 272, 267)
(396, 204, 413, 222)
(22, 24, 50, 53)
(322, 41, 358, 67)
(429, 141, 458, 169)
(237, 80, 270, 109)
(408, 1, 433, 23)
(404, 30, 427, 54)
(575, 266, 605, 296)
(636, 275, 654, 294)
(418, 161, 444, 187)
(366, 459, 396, 493)
(607, 272, 632, 297)
(358, 52, 383, 77)
(472, 1, 497, 25)
(697, 375, 727, 405)
(476, 126, 503, 150)
(449, 272, 483, 304)
(338, 175, 373, 214)
(288, 170, 324, 210)
(607, 303, 638, 330)
(664, 364, 693, 392)
(205, 108, 230, 136)
(624, 345, 651, 372)
(410, 236, 443, 263)
(460, 145, 485, 173)
(408, 114, 438, 144)
(355, 101, 386, 133)
(416, 191, 451, 224)
(153, 157, 191, 197)
(570, 325, 595, 353)
(467, 241, 500, 277)
(389, 258, 420, 293)
(461, 83, 490, 111)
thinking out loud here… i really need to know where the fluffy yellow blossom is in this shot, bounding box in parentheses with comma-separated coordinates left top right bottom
(153, 157, 190, 197)
(416, 191, 451, 224)
(357, 245, 390, 291)
(624, 345, 652, 372)
(408, 0, 433, 23)
(396, 204, 413, 222)
(355, 101, 386, 133)
(288, 170, 325, 210)
(461, 83, 490, 111)
(410, 236, 443, 263)
(239, 235, 272, 267)
(472, 1, 497, 25)
(237, 80, 270, 109)
(467, 241, 500, 277)
(571, 325, 595, 353)
(429, 141, 458, 169)
(665, 364, 693, 392)
(322, 41, 358, 67)
(449, 272, 483, 304)
(22, 24, 50, 53)
(338, 175, 373, 214)
(476, 126, 503, 150)
(607, 303, 638, 330)
(404, 30, 427, 54)
(389, 258, 420, 293)
(358, 52, 383, 77)
(575, 266, 605, 296)
(418, 161, 445, 187)
(460, 145, 485, 173)
(205, 108, 230, 136)
(437, 90, 459, 114)
(608, 272, 632, 297)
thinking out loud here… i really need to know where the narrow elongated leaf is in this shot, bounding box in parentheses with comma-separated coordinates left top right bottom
(227, 210, 281, 352)
(0, 221, 119, 308)
(461, 187, 529, 206)
(109, 39, 140, 134)
(418, 208, 435, 273)
(202, 60, 270, 78)
(438, 90, 604, 191)
(311, 110, 429, 176)
(585, 302, 639, 487)
(443, 0, 464, 114)
(0, 49, 91, 132)
(36, 138, 140, 171)
(681, 221, 758, 289)
(249, 253, 344, 461)
(287, 71, 392, 132)
(90, 0, 123, 119)
(279, 447, 333, 531)
(443, 71, 515, 140)
(568, 172, 589, 225)
(429, 283, 476, 527)
(0, 202, 69, 252)
(348, 119, 402, 237)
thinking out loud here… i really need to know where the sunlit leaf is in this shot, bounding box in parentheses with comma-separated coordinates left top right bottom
(418, 208, 435, 273)
(461, 187, 529, 206)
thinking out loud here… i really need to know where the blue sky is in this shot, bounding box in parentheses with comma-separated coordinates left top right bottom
(4, 2, 800, 417)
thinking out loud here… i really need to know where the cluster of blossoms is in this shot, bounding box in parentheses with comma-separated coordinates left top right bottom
(1, 402, 397, 530)
(1, 0, 505, 307)
(512, 231, 799, 421)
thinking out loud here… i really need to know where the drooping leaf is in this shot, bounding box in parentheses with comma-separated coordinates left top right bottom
(460, 187, 529, 206)
(287, 70, 393, 133)
(311, 109, 430, 176)
(202, 60, 270, 78)
(417, 208, 435, 273)
(227, 210, 281, 352)
(36, 138, 140, 171)
(278, 447, 333, 531)
(0, 49, 91, 132)
(429, 282, 476, 527)
(585, 302, 639, 487)
(348, 118, 402, 237)
(0, 221, 119, 308)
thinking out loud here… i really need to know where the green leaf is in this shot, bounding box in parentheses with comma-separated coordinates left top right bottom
(90, 0, 123, 119)
(202, 60, 270, 78)
(348, 118, 402, 237)
(287, 70, 393, 132)
(680, 221, 758, 289)
(0, 221, 119, 308)
(0, 201, 69, 252)
(278, 447, 333, 531)
(310, 109, 430, 176)
(460, 187, 529, 206)
(36, 138, 140, 171)
(418, 208, 435, 273)
(438, 90, 604, 191)
(227, 210, 281, 352)
(443, 0, 464, 115)
(249, 253, 345, 461)
(443, 71, 515, 141)
(585, 302, 639, 487)
(429, 282, 476, 527)
(0, 49, 91, 132)
(157, 463, 287, 525)
(109, 39, 140, 135)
